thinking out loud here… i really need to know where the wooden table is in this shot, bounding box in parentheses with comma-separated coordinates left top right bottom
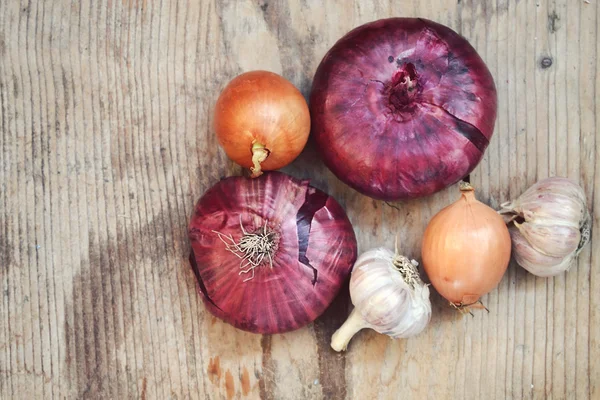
(0, 0, 598, 398)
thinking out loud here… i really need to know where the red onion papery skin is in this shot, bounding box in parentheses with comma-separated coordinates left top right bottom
(188, 172, 357, 334)
(310, 18, 497, 200)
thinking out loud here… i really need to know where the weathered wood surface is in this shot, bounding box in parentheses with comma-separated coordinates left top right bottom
(0, 0, 598, 398)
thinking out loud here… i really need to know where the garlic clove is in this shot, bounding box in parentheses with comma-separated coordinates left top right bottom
(509, 228, 574, 277)
(330, 308, 370, 352)
(518, 251, 575, 277)
(504, 178, 588, 228)
(518, 177, 587, 203)
(388, 284, 431, 338)
(514, 222, 580, 258)
(517, 194, 586, 228)
(508, 177, 587, 225)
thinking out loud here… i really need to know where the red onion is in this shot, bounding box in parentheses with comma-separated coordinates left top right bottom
(310, 18, 497, 200)
(188, 172, 357, 334)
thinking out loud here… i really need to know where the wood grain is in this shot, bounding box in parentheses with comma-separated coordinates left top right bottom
(0, 0, 598, 399)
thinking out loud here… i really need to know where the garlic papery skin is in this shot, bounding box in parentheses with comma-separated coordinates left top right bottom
(509, 228, 574, 277)
(514, 222, 580, 258)
(500, 177, 588, 228)
(330, 248, 431, 352)
(500, 177, 591, 277)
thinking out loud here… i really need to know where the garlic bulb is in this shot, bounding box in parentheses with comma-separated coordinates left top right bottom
(330, 247, 431, 352)
(499, 177, 591, 277)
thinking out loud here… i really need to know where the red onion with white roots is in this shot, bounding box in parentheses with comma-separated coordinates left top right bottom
(310, 18, 497, 200)
(188, 172, 357, 334)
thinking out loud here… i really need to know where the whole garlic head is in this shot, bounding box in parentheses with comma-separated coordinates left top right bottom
(330, 247, 431, 351)
(500, 177, 591, 277)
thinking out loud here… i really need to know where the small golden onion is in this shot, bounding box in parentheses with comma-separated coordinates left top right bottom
(421, 182, 511, 309)
(213, 70, 310, 177)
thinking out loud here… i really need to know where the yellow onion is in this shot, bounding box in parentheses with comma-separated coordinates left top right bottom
(214, 71, 310, 177)
(421, 182, 511, 309)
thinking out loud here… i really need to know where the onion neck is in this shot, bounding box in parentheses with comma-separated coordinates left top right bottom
(459, 181, 474, 192)
(330, 308, 368, 352)
(250, 142, 269, 178)
(459, 181, 476, 202)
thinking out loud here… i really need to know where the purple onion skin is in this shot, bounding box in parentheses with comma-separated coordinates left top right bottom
(310, 18, 497, 200)
(188, 172, 357, 334)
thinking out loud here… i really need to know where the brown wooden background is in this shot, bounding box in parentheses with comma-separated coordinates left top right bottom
(0, 0, 598, 399)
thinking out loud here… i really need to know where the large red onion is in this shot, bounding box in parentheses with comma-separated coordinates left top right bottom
(310, 18, 497, 200)
(188, 172, 357, 334)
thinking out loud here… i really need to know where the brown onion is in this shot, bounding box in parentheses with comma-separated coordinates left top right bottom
(421, 182, 511, 309)
(214, 71, 311, 177)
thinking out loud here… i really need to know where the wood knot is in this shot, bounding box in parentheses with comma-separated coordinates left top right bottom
(540, 57, 553, 69)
